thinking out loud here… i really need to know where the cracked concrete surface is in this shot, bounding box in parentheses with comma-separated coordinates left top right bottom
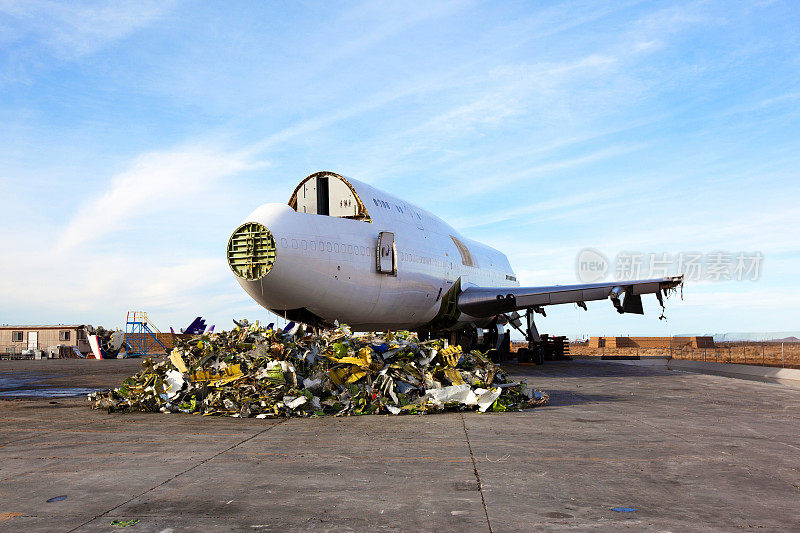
(1, 359, 799, 531)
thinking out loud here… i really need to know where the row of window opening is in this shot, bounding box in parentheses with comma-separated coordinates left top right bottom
(276, 238, 509, 279)
(279, 238, 450, 268)
(281, 238, 372, 257)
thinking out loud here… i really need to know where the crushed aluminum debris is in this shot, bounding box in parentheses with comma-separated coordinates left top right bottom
(88, 321, 549, 417)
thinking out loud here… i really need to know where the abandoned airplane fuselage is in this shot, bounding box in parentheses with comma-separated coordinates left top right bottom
(228, 171, 682, 333)
(228, 171, 514, 331)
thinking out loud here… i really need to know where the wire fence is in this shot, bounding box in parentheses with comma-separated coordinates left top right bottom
(670, 342, 798, 369)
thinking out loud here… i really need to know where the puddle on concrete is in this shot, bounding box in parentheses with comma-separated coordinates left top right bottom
(0, 373, 40, 390)
(1, 388, 98, 398)
(0, 373, 101, 399)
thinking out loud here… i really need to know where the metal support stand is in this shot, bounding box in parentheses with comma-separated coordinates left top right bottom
(524, 309, 544, 365)
(525, 309, 541, 347)
(501, 308, 553, 365)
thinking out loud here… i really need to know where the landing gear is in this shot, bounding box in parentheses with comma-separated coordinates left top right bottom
(504, 308, 545, 364)
(478, 322, 510, 362)
(435, 324, 510, 362)
(484, 330, 510, 363)
(520, 308, 544, 365)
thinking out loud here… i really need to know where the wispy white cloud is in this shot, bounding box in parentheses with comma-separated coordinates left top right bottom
(460, 143, 647, 203)
(450, 160, 652, 229)
(240, 67, 471, 156)
(327, 0, 472, 61)
(57, 145, 263, 251)
(0, 0, 175, 57)
(234, 4, 656, 179)
(0, 247, 232, 326)
(0, 139, 268, 325)
(342, 53, 636, 184)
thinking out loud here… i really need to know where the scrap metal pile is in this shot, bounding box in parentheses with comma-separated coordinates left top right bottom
(89, 322, 548, 417)
(90, 326, 127, 358)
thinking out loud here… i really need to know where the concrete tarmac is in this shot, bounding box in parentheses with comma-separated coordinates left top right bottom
(1, 359, 799, 531)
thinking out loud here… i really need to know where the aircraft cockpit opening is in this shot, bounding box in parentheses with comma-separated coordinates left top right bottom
(289, 171, 372, 222)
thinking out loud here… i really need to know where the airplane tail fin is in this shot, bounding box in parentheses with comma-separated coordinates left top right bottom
(183, 316, 207, 335)
(283, 321, 300, 335)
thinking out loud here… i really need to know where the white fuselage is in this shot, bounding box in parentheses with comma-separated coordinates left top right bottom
(232, 176, 519, 331)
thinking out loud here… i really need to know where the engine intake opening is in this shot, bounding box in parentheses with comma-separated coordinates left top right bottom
(227, 222, 276, 280)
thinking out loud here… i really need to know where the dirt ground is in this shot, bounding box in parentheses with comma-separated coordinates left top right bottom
(570, 342, 800, 369)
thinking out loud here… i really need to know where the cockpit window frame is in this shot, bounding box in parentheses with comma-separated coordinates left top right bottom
(288, 171, 372, 223)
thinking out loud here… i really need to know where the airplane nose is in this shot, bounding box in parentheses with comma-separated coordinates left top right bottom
(227, 221, 277, 281)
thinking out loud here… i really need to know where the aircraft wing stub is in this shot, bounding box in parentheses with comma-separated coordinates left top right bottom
(457, 276, 683, 318)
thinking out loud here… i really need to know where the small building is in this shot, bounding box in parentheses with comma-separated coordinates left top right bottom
(0, 325, 91, 357)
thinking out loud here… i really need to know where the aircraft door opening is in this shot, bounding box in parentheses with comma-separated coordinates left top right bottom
(377, 231, 397, 275)
(316, 176, 329, 216)
(289, 172, 372, 222)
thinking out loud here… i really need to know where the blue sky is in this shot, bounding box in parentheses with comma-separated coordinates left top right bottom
(1, 0, 799, 337)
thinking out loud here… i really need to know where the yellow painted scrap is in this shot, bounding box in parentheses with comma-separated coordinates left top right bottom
(329, 365, 368, 385)
(357, 347, 372, 366)
(444, 368, 466, 385)
(169, 350, 189, 373)
(210, 374, 244, 386)
(192, 369, 214, 381)
(327, 367, 347, 386)
(345, 368, 366, 384)
(328, 356, 367, 367)
(191, 364, 244, 386)
(440, 345, 462, 367)
(327, 347, 375, 370)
